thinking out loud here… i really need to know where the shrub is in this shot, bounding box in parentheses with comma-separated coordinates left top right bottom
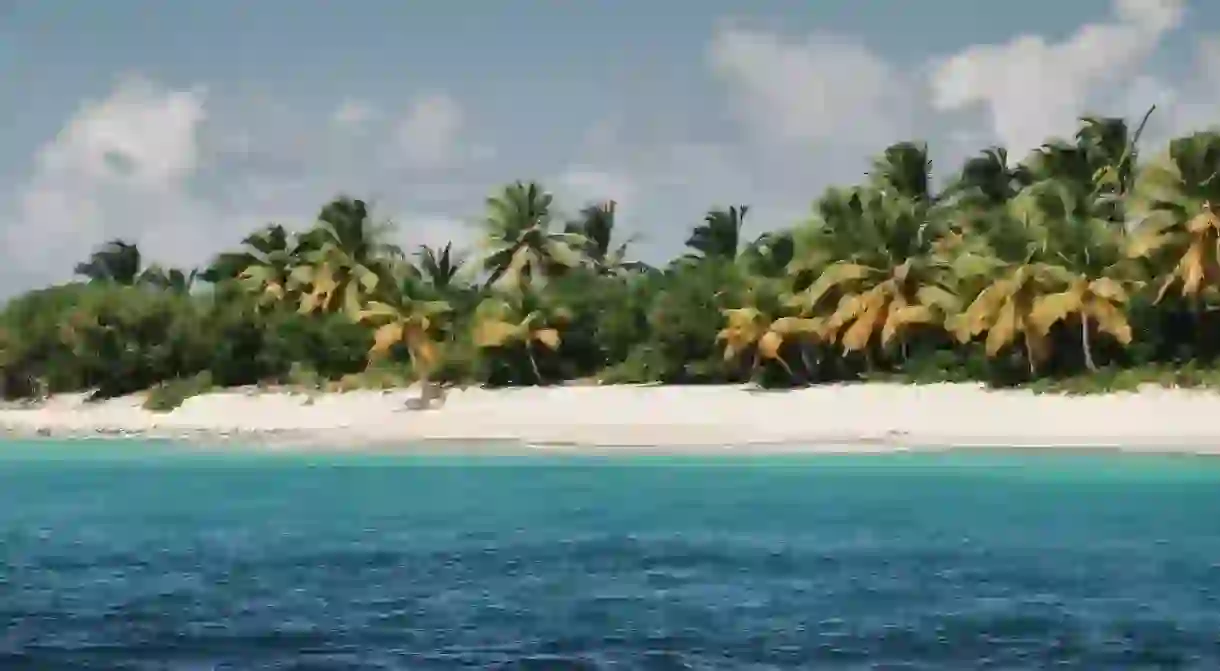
(144, 371, 214, 412)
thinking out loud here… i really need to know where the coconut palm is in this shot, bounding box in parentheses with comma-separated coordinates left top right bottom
(951, 186, 1109, 374)
(942, 147, 1025, 211)
(740, 230, 795, 279)
(789, 187, 959, 354)
(869, 141, 934, 202)
(204, 225, 285, 282)
(1021, 186, 1139, 370)
(684, 205, 748, 262)
(74, 240, 144, 285)
(1018, 110, 1154, 225)
(716, 306, 823, 381)
(137, 265, 197, 294)
(242, 227, 312, 308)
(294, 197, 404, 318)
(565, 200, 647, 277)
(1128, 131, 1220, 305)
(1029, 273, 1134, 370)
(471, 291, 571, 384)
(357, 290, 451, 380)
(415, 243, 466, 290)
(479, 181, 586, 291)
(954, 257, 1059, 375)
(202, 224, 312, 309)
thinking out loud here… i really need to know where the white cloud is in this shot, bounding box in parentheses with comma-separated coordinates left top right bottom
(9, 2, 1220, 296)
(331, 98, 378, 128)
(396, 213, 476, 252)
(551, 165, 642, 241)
(929, 0, 1185, 156)
(34, 76, 205, 190)
(3, 76, 214, 288)
(556, 167, 637, 206)
(391, 93, 468, 170)
(1128, 36, 1220, 144)
(0, 79, 487, 293)
(708, 23, 912, 146)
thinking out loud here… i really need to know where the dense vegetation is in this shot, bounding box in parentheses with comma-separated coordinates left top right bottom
(6, 109, 1220, 409)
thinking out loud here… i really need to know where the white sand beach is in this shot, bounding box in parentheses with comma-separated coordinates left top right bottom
(0, 383, 1218, 452)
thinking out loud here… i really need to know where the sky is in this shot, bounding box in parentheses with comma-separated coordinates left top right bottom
(1, 0, 1218, 293)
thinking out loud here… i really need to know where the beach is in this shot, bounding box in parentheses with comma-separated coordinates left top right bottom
(0, 383, 1215, 452)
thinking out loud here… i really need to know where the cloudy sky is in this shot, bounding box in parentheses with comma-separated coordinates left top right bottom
(1, 0, 1217, 293)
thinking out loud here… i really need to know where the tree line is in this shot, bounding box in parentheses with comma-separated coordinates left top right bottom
(5, 107, 1220, 408)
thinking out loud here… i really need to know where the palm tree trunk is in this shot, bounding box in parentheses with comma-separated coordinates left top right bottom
(526, 344, 543, 385)
(798, 344, 815, 380)
(776, 356, 797, 384)
(1195, 294, 1208, 359)
(1023, 332, 1038, 378)
(1080, 315, 1097, 372)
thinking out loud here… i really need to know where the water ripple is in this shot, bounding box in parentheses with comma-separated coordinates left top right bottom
(3, 449, 1220, 668)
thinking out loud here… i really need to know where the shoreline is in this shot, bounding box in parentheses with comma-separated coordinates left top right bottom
(1, 383, 1220, 455)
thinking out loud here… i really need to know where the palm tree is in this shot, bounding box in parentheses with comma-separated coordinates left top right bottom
(137, 265, 197, 294)
(716, 306, 823, 381)
(1019, 109, 1154, 226)
(203, 224, 311, 309)
(294, 197, 404, 318)
(740, 231, 795, 278)
(1029, 274, 1134, 371)
(1128, 131, 1220, 306)
(1023, 186, 1139, 370)
(1076, 107, 1154, 199)
(868, 141, 933, 202)
(789, 188, 959, 354)
(684, 205, 748, 262)
(565, 201, 646, 276)
(954, 257, 1058, 375)
(357, 291, 451, 380)
(415, 243, 466, 290)
(471, 291, 570, 384)
(74, 239, 143, 285)
(951, 187, 1104, 375)
(479, 181, 585, 291)
(942, 147, 1024, 211)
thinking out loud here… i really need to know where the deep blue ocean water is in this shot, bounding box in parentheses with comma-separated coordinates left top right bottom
(2, 442, 1220, 669)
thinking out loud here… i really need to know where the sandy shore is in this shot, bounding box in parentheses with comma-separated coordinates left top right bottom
(0, 383, 1217, 453)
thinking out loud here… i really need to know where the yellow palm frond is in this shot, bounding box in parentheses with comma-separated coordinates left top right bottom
(1087, 300, 1134, 345)
(882, 305, 936, 346)
(533, 327, 561, 351)
(1087, 277, 1129, 304)
(473, 319, 521, 348)
(408, 335, 441, 370)
(839, 291, 887, 352)
(799, 262, 874, 310)
(1178, 240, 1208, 298)
(356, 301, 400, 324)
(370, 323, 405, 357)
(915, 285, 960, 312)
(757, 330, 784, 360)
(985, 303, 1019, 356)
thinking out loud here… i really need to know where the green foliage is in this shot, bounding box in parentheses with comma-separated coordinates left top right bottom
(10, 110, 1220, 399)
(144, 371, 214, 412)
(0, 283, 99, 397)
(60, 284, 208, 398)
(641, 260, 750, 382)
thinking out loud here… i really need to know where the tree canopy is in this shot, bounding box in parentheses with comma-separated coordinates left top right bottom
(8, 109, 1220, 406)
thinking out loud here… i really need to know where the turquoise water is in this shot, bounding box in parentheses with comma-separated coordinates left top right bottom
(3, 442, 1220, 669)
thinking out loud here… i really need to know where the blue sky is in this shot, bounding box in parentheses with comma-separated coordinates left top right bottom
(0, 0, 1217, 292)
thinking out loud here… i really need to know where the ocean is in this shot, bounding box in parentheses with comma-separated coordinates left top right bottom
(2, 441, 1219, 669)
